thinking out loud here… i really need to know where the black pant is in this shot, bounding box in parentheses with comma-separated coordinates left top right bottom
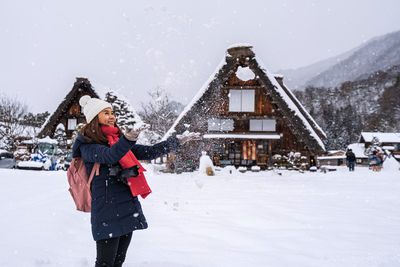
(95, 232, 133, 267)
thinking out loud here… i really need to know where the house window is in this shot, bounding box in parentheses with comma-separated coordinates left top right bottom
(228, 89, 255, 112)
(67, 118, 77, 130)
(208, 119, 234, 132)
(257, 140, 269, 154)
(394, 144, 400, 152)
(249, 119, 276, 131)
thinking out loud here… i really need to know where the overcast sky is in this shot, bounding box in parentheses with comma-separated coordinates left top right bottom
(1, 0, 400, 114)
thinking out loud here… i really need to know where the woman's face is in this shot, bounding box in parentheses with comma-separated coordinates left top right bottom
(98, 108, 116, 127)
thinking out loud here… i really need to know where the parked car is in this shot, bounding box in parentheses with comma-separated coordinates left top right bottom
(0, 150, 16, 169)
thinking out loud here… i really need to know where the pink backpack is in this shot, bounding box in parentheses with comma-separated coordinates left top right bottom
(67, 158, 100, 212)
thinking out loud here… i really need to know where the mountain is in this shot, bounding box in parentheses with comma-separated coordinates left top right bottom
(294, 65, 400, 150)
(277, 48, 356, 90)
(279, 29, 400, 90)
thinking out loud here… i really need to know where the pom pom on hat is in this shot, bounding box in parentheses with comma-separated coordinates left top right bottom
(79, 95, 112, 123)
(79, 95, 91, 107)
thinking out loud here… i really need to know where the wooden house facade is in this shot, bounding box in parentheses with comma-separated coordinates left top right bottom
(163, 46, 326, 171)
(359, 132, 400, 162)
(38, 78, 99, 139)
(317, 150, 346, 167)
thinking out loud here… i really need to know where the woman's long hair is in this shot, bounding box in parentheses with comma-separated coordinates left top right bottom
(80, 116, 123, 145)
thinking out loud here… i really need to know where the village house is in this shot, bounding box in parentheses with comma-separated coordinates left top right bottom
(38, 77, 144, 142)
(317, 150, 346, 167)
(347, 143, 369, 166)
(163, 45, 326, 171)
(344, 132, 400, 167)
(359, 132, 400, 162)
(38, 78, 99, 140)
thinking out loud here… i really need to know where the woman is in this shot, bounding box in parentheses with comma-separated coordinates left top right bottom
(72, 95, 194, 266)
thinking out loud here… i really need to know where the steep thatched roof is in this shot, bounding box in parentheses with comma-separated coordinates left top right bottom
(38, 77, 98, 138)
(163, 46, 326, 153)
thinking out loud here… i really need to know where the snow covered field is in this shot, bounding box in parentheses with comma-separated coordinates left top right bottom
(0, 166, 399, 267)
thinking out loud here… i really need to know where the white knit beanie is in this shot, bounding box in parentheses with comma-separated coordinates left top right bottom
(79, 95, 112, 123)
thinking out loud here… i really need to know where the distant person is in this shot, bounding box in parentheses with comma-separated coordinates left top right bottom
(377, 152, 384, 170)
(368, 151, 381, 172)
(71, 95, 197, 267)
(346, 148, 356, 171)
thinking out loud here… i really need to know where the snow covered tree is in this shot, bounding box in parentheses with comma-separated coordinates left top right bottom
(368, 75, 400, 132)
(21, 111, 50, 128)
(0, 95, 28, 150)
(54, 123, 68, 157)
(321, 103, 363, 150)
(104, 90, 145, 129)
(364, 136, 383, 156)
(71, 123, 85, 144)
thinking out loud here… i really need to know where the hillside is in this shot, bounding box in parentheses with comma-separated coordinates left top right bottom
(294, 65, 400, 149)
(279, 29, 400, 90)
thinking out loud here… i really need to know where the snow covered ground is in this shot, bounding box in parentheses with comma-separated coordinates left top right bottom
(0, 166, 399, 267)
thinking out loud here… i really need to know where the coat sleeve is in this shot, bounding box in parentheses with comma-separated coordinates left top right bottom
(80, 135, 136, 164)
(131, 136, 180, 161)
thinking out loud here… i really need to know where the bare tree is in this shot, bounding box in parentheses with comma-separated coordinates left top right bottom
(139, 87, 184, 141)
(0, 95, 28, 150)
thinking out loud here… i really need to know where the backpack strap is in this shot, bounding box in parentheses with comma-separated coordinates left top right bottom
(88, 162, 100, 185)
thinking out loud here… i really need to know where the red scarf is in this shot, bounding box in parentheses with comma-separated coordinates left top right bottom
(101, 126, 151, 199)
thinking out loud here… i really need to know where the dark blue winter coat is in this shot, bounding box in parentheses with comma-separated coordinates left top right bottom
(368, 154, 381, 166)
(72, 134, 180, 241)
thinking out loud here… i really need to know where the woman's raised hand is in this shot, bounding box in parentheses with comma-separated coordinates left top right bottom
(124, 125, 149, 141)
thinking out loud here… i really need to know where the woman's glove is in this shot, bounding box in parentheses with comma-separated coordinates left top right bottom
(176, 130, 201, 145)
(124, 125, 149, 141)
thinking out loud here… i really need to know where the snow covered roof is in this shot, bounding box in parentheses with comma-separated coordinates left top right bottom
(203, 133, 281, 140)
(227, 43, 253, 50)
(317, 155, 346, 160)
(327, 150, 345, 155)
(39, 78, 145, 139)
(347, 143, 368, 158)
(236, 66, 255, 81)
(38, 77, 99, 138)
(162, 57, 227, 140)
(256, 57, 326, 149)
(163, 46, 326, 154)
(360, 132, 400, 143)
(272, 73, 284, 79)
(38, 136, 58, 145)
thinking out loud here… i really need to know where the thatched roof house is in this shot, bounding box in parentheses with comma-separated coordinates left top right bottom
(163, 45, 326, 171)
(38, 77, 98, 139)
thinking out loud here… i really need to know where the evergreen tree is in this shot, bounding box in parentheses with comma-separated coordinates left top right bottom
(294, 67, 400, 150)
(54, 123, 68, 157)
(321, 103, 339, 149)
(71, 123, 85, 145)
(334, 105, 363, 149)
(104, 90, 145, 129)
